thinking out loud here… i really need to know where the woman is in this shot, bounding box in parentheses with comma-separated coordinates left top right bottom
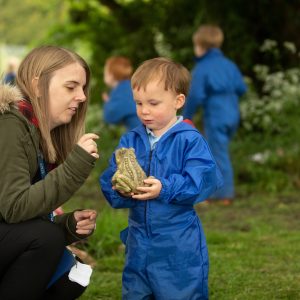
(0, 46, 99, 299)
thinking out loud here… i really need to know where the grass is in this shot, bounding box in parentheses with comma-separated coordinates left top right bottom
(63, 184, 300, 299)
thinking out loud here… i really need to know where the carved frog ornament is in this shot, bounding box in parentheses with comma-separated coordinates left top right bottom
(112, 147, 148, 194)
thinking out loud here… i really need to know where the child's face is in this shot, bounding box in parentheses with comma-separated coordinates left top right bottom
(133, 79, 185, 137)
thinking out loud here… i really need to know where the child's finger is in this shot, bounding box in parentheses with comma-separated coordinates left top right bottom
(132, 193, 150, 200)
(135, 186, 152, 193)
(143, 178, 158, 184)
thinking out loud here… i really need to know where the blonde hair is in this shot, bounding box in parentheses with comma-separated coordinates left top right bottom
(131, 57, 191, 96)
(105, 56, 133, 81)
(193, 25, 224, 49)
(16, 45, 90, 163)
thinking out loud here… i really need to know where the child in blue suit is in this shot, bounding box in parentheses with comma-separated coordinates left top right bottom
(183, 25, 247, 205)
(100, 57, 223, 299)
(102, 56, 140, 131)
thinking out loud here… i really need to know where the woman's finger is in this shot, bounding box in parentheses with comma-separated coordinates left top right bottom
(78, 133, 99, 143)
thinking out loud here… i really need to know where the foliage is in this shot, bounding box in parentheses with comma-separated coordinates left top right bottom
(41, 1, 300, 105)
(240, 40, 300, 134)
(0, 0, 67, 45)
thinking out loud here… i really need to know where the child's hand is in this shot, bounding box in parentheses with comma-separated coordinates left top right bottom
(112, 185, 134, 198)
(132, 177, 162, 201)
(102, 92, 109, 102)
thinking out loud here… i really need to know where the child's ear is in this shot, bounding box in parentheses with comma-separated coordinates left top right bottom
(175, 94, 185, 109)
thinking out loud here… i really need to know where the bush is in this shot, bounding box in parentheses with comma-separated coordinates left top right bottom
(240, 40, 300, 134)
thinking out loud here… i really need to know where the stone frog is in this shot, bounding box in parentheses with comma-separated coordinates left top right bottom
(112, 147, 150, 194)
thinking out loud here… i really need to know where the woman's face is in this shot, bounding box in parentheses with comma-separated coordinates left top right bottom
(47, 62, 87, 130)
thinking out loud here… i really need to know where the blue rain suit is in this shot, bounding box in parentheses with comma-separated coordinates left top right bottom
(100, 121, 223, 300)
(103, 79, 141, 131)
(183, 48, 247, 198)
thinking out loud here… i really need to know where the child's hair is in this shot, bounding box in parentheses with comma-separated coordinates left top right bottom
(105, 56, 133, 80)
(193, 25, 224, 49)
(131, 57, 191, 96)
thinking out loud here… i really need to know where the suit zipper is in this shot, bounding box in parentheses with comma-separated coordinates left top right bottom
(144, 150, 153, 237)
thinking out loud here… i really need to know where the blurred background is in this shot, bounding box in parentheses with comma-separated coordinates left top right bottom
(1, 1, 300, 299)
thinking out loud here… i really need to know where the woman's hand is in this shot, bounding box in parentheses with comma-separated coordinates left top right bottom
(74, 210, 97, 235)
(132, 177, 162, 201)
(77, 133, 99, 159)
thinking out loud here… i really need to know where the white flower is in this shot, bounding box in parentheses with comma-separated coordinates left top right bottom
(283, 41, 297, 54)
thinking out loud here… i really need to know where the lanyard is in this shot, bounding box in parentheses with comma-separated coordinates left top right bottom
(37, 151, 54, 222)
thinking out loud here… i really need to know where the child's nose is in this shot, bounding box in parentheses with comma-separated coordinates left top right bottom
(141, 106, 150, 114)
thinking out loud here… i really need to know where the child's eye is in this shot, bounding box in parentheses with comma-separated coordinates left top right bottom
(136, 102, 142, 106)
(150, 102, 158, 106)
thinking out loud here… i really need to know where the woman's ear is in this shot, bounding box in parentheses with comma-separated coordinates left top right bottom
(31, 77, 40, 97)
(175, 93, 185, 110)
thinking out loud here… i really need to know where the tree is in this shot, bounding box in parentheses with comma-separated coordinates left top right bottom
(0, 0, 66, 46)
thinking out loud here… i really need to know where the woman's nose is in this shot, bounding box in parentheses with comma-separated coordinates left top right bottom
(76, 89, 86, 102)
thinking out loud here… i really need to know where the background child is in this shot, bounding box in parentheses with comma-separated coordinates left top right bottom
(102, 56, 140, 131)
(3, 58, 18, 85)
(183, 24, 247, 205)
(100, 57, 222, 299)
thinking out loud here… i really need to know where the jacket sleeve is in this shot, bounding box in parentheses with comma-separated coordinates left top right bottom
(183, 67, 207, 119)
(156, 135, 223, 206)
(0, 116, 96, 223)
(99, 136, 138, 209)
(233, 64, 247, 96)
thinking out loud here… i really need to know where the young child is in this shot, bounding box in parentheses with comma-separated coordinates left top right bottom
(102, 56, 140, 131)
(183, 25, 247, 205)
(100, 57, 223, 300)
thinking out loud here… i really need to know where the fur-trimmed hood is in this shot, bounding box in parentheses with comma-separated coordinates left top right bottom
(0, 84, 22, 114)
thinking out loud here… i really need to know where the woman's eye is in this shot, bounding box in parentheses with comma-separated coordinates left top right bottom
(66, 86, 75, 90)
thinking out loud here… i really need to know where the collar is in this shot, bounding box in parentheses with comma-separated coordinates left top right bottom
(194, 48, 223, 62)
(17, 99, 39, 128)
(146, 116, 183, 138)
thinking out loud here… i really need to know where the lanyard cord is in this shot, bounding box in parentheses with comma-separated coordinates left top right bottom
(37, 151, 54, 222)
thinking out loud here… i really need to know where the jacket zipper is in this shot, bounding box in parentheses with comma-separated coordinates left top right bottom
(144, 150, 153, 237)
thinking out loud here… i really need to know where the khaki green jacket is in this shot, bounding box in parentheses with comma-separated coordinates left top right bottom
(0, 84, 96, 244)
